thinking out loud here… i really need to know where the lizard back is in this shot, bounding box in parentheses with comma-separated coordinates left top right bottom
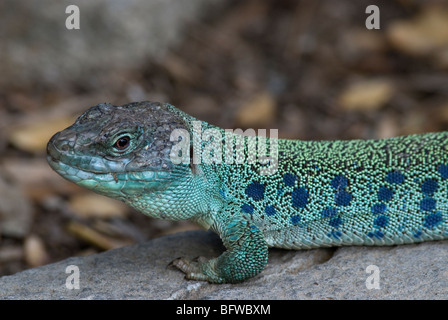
(212, 132, 448, 249)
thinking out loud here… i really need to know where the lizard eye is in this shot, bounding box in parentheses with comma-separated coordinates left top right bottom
(114, 136, 131, 151)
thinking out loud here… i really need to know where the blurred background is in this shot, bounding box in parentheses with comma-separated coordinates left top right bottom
(1, 0, 448, 277)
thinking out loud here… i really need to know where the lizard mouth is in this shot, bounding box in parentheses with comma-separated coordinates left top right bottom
(47, 140, 124, 191)
(47, 137, 172, 196)
(46, 133, 117, 175)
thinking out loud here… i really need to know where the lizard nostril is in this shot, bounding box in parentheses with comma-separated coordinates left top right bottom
(48, 131, 75, 153)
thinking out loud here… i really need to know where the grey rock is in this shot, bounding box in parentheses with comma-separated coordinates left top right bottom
(0, 0, 225, 88)
(0, 230, 446, 299)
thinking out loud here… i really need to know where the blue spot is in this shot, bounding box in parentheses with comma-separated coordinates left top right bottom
(245, 182, 265, 201)
(219, 189, 226, 199)
(421, 179, 438, 195)
(374, 215, 389, 228)
(424, 212, 443, 229)
(312, 164, 319, 171)
(241, 203, 254, 214)
(292, 187, 309, 208)
(335, 190, 352, 206)
(378, 186, 393, 201)
(420, 197, 436, 211)
(283, 173, 297, 186)
(265, 205, 276, 216)
(331, 175, 348, 189)
(437, 164, 448, 179)
(290, 215, 301, 225)
(413, 230, 422, 238)
(374, 230, 384, 238)
(367, 230, 384, 239)
(385, 170, 404, 184)
(329, 217, 343, 228)
(321, 207, 338, 218)
(328, 230, 342, 239)
(371, 203, 386, 215)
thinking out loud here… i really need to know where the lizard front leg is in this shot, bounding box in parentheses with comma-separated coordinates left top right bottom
(173, 207, 269, 283)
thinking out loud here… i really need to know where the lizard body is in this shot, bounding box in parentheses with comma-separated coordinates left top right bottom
(47, 101, 448, 283)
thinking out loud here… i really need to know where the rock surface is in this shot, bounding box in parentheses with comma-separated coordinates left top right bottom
(0, 230, 447, 299)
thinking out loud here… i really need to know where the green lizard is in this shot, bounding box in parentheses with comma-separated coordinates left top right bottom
(47, 101, 448, 283)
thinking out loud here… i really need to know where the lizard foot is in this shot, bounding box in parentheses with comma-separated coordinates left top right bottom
(171, 215, 269, 283)
(172, 257, 225, 283)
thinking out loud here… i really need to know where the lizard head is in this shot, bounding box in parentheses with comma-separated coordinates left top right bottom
(47, 101, 194, 202)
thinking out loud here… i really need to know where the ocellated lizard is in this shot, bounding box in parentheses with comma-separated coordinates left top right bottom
(47, 101, 448, 283)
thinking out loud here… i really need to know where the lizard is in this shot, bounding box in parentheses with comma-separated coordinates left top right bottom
(47, 101, 448, 283)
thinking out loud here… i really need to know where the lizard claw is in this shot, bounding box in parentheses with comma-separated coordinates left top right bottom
(171, 257, 198, 274)
(171, 257, 224, 283)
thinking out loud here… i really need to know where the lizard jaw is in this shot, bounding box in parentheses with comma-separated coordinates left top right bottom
(47, 139, 172, 198)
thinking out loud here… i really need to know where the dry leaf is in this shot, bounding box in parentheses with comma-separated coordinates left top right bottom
(2, 158, 81, 200)
(0, 246, 23, 263)
(68, 194, 128, 219)
(8, 115, 77, 154)
(339, 79, 393, 111)
(66, 221, 132, 250)
(236, 91, 276, 127)
(388, 6, 448, 56)
(24, 235, 49, 268)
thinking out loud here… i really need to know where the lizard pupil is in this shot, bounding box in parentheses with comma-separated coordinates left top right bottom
(115, 136, 130, 150)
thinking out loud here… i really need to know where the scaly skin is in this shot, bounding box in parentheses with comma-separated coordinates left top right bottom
(47, 101, 448, 283)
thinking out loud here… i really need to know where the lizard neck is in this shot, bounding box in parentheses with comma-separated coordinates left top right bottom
(122, 164, 223, 222)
